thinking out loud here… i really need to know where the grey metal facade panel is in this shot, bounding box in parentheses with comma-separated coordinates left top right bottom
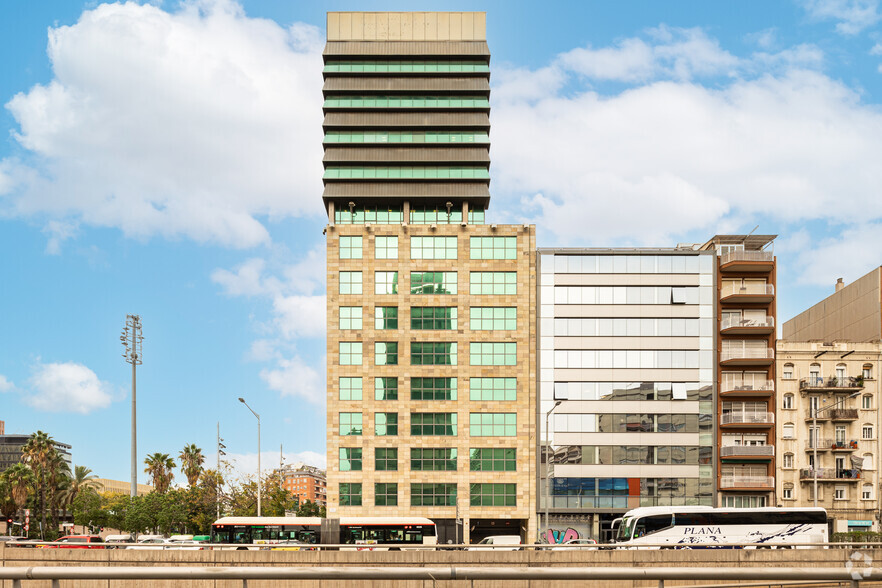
(323, 182, 490, 198)
(323, 147, 490, 164)
(323, 41, 490, 57)
(323, 112, 490, 129)
(323, 77, 490, 94)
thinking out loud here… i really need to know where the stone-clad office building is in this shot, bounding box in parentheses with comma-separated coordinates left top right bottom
(322, 12, 537, 543)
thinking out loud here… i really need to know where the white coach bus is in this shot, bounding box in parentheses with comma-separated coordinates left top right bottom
(615, 506, 828, 548)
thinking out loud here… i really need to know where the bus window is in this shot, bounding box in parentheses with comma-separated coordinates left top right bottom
(634, 514, 673, 538)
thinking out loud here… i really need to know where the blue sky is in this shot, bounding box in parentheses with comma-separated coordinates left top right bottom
(2, 0, 882, 486)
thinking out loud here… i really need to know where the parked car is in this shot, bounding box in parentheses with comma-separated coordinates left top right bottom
(104, 534, 133, 549)
(0, 536, 26, 544)
(126, 537, 169, 550)
(466, 535, 522, 551)
(41, 535, 105, 549)
(550, 538, 598, 550)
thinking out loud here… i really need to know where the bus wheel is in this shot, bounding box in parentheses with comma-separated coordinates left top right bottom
(237, 546, 247, 551)
(389, 547, 401, 552)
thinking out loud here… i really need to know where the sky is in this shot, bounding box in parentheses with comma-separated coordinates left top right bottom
(2, 0, 882, 487)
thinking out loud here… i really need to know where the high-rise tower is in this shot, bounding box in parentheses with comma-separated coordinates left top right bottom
(323, 12, 536, 543)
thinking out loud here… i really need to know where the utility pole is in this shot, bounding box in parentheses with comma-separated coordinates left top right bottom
(217, 422, 226, 520)
(120, 315, 143, 498)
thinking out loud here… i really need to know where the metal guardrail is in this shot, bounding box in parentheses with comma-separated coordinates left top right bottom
(0, 565, 880, 587)
(720, 283, 775, 298)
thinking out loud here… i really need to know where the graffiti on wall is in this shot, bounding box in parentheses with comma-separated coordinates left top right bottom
(544, 527, 580, 544)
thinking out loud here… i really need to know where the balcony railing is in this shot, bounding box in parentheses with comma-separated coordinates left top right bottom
(831, 440, 859, 451)
(805, 409, 830, 420)
(720, 316, 775, 330)
(721, 412, 775, 425)
(720, 347, 775, 362)
(720, 250, 774, 265)
(720, 445, 775, 457)
(830, 409, 859, 420)
(720, 379, 775, 394)
(720, 283, 775, 298)
(805, 439, 834, 451)
(799, 468, 861, 481)
(720, 475, 774, 489)
(799, 376, 864, 390)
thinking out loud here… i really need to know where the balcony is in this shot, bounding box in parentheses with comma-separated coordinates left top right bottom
(720, 250, 774, 273)
(720, 347, 775, 366)
(720, 283, 775, 304)
(830, 409, 859, 421)
(721, 412, 775, 427)
(799, 376, 864, 391)
(799, 468, 861, 482)
(720, 315, 775, 335)
(720, 475, 775, 489)
(804, 439, 833, 452)
(720, 379, 774, 397)
(720, 445, 775, 459)
(832, 440, 859, 452)
(804, 409, 830, 422)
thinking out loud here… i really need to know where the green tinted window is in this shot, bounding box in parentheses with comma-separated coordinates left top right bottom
(470, 448, 516, 472)
(375, 236, 398, 259)
(411, 413, 457, 436)
(470, 236, 517, 260)
(375, 342, 398, 365)
(339, 483, 362, 506)
(325, 131, 489, 144)
(375, 377, 398, 400)
(411, 448, 457, 471)
(339, 377, 362, 401)
(411, 342, 457, 365)
(470, 307, 517, 330)
(411, 272, 457, 294)
(410, 483, 457, 507)
(375, 412, 398, 436)
(339, 447, 362, 471)
(339, 236, 362, 259)
(470, 483, 516, 507)
(334, 205, 404, 224)
(410, 206, 485, 225)
(469, 413, 517, 437)
(324, 96, 489, 108)
(470, 272, 517, 295)
(469, 378, 517, 401)
(339, 271, 362, 295)
(375, 483, 398, 506)
(339, 306, 362, 330)
(339, 342, 362, 366)
(375, 271, 398, 294)
(339, 413, 363, 436)
(374, 306, 398, 329)
(375, 448, 398, 472)
(324, 167, 489, 180)
(411, 307, 457, 330)
(410, 236, 457, 259)
(411, 377, 457, 401)
(469, 342, 516, 366)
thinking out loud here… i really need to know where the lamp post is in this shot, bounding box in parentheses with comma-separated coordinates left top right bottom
(544, 400, 562, 539)
(238, 397, 261, 516)
(811, 390, 861, 508)
(120, 315, 143, 498)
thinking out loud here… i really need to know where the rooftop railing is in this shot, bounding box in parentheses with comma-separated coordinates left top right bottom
(720, 250, 774, 265)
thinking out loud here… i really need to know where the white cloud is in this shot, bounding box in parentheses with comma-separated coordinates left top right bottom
(212, 258, 280, 298)
(0, 375, 14, 392)
(492, 32, 882, 246)
(745, 28, 778, 50)
(2, 0, 324, 249)
(800, 0, 881, 35)
(24, 361, 114, 414)
(272, 295, 325, 339)
(870, 42, 882, 54)
(42, 220, 79, 255)
(259, 354, 325, 405)
(790, 223, 882, 286)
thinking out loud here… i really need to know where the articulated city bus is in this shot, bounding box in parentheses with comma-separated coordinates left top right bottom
(615, 506, 828, 548)
(210, 516, 437, 549)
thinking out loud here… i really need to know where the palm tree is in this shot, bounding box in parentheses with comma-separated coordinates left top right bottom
(45, 450, 71, 534)
(2, 463, 36, 530)
(144, 453, 176, 493)
(179, 444, 205, 487)
(68, 466, 98, 506)
(22, 431, 55, 536)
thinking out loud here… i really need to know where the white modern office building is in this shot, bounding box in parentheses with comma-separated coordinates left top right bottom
(538, 248, 716, 542)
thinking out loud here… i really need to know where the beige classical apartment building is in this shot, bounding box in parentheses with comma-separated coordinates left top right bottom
(775, 341, 881, 532)
(323, 12, 537, 543)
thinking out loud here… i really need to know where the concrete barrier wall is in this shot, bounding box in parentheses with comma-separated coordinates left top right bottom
(3, 543, 880, 588)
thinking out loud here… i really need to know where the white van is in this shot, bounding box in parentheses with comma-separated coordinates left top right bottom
(467, 535, 522, 551)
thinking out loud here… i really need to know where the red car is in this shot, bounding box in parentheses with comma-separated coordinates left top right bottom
(41, 535, 105, 549)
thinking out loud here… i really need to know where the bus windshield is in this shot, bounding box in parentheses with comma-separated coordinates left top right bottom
(617, 517, 633, 541)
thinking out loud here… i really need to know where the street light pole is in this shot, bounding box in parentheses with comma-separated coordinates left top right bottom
(238, 397, 261, 516)
(544, 400, 562, 540)
(120, 315, 143, 499)
(811, 390, 861, 508)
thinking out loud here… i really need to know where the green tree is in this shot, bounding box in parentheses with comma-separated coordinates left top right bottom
(144, 453, 176, 494)
(296, 500, 325, 518)
(2, 463, 35, 519)
(262, 471, 299, 517)
(179, 444, 205, 487)
(71, 489, 102, 528)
